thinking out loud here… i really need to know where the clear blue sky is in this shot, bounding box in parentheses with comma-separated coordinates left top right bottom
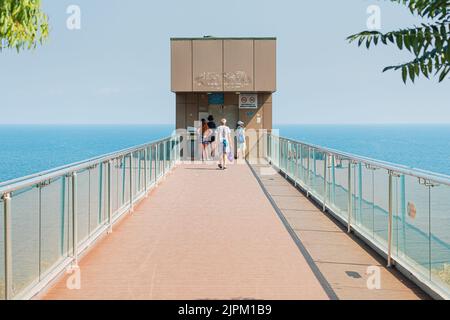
(0, 0, 449, 124)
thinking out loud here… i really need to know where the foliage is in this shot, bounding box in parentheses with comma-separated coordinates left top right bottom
(348, 0, 450, 83)
(0, 0, 49, 52)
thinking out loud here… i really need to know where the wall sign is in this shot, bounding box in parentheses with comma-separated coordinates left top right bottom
(239, 94, 258, 109)
(208, 93, 224, 105)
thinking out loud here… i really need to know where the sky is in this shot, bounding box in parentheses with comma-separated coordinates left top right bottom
(0, 0, 449, 125)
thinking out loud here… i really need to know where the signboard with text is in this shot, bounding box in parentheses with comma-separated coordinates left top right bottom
(239, 94, 258, 109)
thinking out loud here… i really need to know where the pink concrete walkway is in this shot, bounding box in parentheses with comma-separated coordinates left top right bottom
(42, 163, 329, 300)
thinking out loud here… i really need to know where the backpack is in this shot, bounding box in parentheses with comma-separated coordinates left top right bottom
(237, 128, 245, 144)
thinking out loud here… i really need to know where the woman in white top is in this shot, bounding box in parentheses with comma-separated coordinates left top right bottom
(216, 118, 233, 170)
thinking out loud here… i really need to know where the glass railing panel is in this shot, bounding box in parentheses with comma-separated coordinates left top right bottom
(123, 155, 131, 206)
(162, 142, 166, 172)
(350, 162, 361, 227)
(329, 157, 349, 220)
(40, 177, 69, 278)
(354, 164, 376, 239)
(275, 138, 280, 168)
(146, 146, 152, 187)
(166, 141, 170, 171)
(311, 149, 325, 199)
(391, 173, 401, 258)
(137, 150, 143, 193)
(286, 141, 290, 173)
(111, 158, 119, 215)
(100, 163, 108, 224)
(88, 165, 101, 234)
(143, 148, 148, 189)
(151, 145, 156, 184)
(140, 149, 146, 192)
(291, 143, 298, 181)
(299, 145, 308, 184)
(372, 168, 390, 248)
(287, 141, 293, 177)
(280, 140, 286, 172)
(156, 145, 160, 178)
(135, 151, 141, 194)
(271, 137, 277, 167)
(11, 186, 40, 297)
(66, 176, 73, 257)
(430, 182, 450, 292)
(394, 174, 431, 279)
(306, 147, 313, 187)
(0, 197, 4, 299)
(131, 152, 137, 198)
(76, 169, 90, 243)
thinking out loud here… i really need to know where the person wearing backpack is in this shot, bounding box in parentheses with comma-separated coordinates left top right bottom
(207, 115, 217, 158)
(236, 121, 246, 161)
(217, 118, 233, 170)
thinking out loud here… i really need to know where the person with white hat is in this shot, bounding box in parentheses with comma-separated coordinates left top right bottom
(236, 121, 246, 161)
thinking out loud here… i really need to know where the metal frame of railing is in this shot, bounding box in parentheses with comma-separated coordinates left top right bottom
(0, 134, 181, 300)
(265, 133, 450, 300)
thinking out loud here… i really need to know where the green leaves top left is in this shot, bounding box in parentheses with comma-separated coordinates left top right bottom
(0, 0, 49, 52)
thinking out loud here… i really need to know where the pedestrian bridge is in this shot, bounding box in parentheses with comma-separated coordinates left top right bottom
(0, 134, 448, 300)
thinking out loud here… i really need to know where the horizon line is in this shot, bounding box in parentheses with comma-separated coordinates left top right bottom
(2, 123, 450, 126)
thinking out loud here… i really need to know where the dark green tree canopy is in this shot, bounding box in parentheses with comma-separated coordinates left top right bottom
(0, 0, 49, 51)
(348, 0, 450, 83)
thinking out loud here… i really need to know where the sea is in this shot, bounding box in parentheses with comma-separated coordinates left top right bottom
(0, 124, 450, 183)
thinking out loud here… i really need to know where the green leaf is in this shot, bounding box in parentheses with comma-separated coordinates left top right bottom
(408, 64, 416, 82)
(439, 67, 450, 82)
(395, 34, 404, 50)
(402, 66, 408, 83)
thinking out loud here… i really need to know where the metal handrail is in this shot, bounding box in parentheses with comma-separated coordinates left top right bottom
(267, 133, 450, 299)
(0, 136, 174, 195)
(271, 134, 450, 187)
(1, 134, 181, 300)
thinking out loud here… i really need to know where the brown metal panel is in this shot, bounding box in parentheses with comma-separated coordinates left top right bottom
(171, 40, 193, 92)
(186, 103, 199, 128)
(223, 40, 254, 92)
(186, 93, 198, 104)
(198, 93, 209, 112)
(262, 94, 273, 130)
(176, 105, 186, 129)
(224, 93, 239, 105)
(254, 40, 276, 92)
(176, 93, 187, 104)
(192, 40, 223, 92)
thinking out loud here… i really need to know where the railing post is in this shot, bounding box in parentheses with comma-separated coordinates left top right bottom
(3, 192, 12, 300)
(156, 144, 159, 181)
(323, 154, 327, 212)
(306, 148, 311, 197)
(129, 154, 134, 212)
(278, 138, 281, 169)
(387, 171, 394, 268)
(294, 143, 298, 187)
(163, 142, 166, 176)
(107, 161, 113, 233)
(177, 136, 181, 163)
(143, 148, 148, 196)
(347, 161, 352, 233)
(71, 172, 78, 265)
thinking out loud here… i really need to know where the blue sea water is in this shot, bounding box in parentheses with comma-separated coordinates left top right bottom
(0, 125, 174, 183)
(277, 124, 450, 177)
(0, 124, 449, 183)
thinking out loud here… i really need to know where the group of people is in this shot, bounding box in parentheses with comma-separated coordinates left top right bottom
(198, 115, 246, 170)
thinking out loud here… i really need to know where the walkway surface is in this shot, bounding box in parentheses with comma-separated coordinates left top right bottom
(250, 161, 427, 300)
(42, 163, 330, 300)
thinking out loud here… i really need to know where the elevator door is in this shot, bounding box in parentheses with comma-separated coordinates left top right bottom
(208, 105, 239, 129)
